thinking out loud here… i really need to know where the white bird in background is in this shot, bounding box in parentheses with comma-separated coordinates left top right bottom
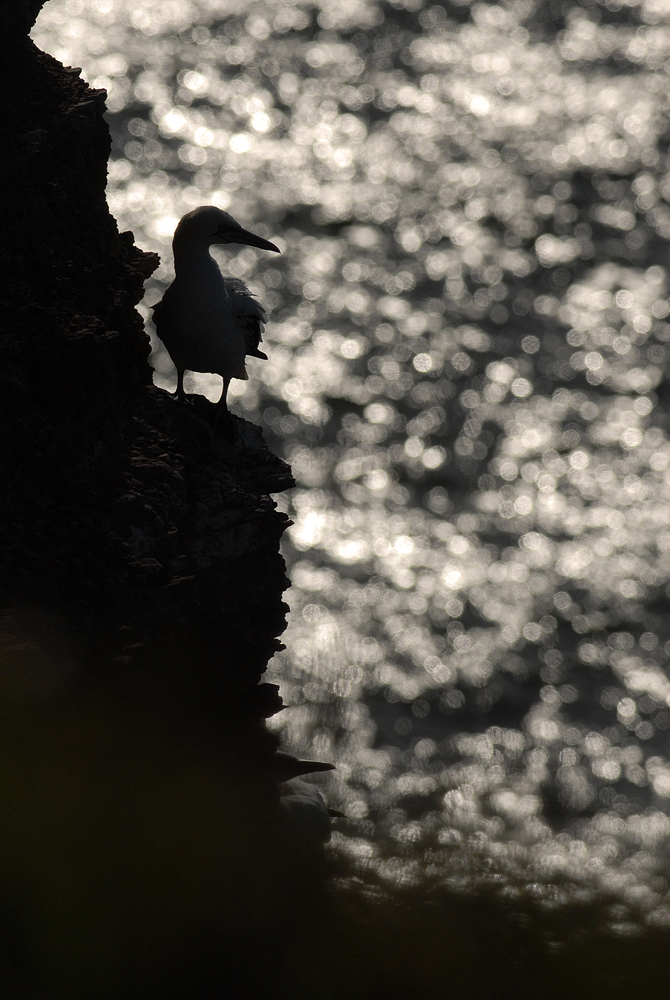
(271, 752, 345, 844)
(151, 205, 280, 436)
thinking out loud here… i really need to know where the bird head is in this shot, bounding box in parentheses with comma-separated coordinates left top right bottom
(174, 205, 280, 252)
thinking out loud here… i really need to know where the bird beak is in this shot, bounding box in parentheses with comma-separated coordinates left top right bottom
(269, 755, 336, 782)
(217, 227, 280, 252)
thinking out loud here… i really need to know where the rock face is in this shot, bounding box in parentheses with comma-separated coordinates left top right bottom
(0, 8, 293, 722)
(0, 7, 309, 995)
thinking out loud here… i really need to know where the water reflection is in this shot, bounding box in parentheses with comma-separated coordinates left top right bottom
(34, 0, 670, 926)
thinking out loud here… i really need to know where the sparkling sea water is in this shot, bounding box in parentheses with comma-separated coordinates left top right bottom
(34, 0, 670, 926)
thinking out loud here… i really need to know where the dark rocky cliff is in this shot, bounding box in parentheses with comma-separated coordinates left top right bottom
(0, 2, 293, 722)
(0, 5, 310, 996)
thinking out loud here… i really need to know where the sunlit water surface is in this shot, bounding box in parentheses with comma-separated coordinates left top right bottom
(34, 0, 670, 925)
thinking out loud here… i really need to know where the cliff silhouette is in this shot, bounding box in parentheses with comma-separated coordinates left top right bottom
(0, 1, 294, 720)
(0, 6, 314, 996)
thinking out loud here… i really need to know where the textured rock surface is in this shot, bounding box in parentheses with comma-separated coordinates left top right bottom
(0, 13, 294, 724)
(0, 10, 313, 995)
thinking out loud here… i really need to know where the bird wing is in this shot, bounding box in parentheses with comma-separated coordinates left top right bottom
(279, 780, 334, 843)
(225, 278, 268, 360)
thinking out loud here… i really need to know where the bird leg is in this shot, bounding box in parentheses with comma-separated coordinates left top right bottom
(213, 377, 235, 443)
(175, 369, 187, 402)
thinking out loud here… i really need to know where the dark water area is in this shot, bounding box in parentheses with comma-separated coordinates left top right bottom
(34, 0, 670, 944)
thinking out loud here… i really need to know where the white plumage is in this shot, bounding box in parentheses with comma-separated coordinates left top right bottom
(151, 205, 279, 430)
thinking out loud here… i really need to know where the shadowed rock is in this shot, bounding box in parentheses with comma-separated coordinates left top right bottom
(0, 7, 294, 721)
(0, 7, 318, 997)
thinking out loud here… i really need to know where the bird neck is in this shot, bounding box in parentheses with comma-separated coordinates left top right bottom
(173, 241, 223, 280)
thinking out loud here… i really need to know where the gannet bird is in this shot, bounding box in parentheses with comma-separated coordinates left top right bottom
(271, 752, 344, 844)
(151, 205, 280, 435)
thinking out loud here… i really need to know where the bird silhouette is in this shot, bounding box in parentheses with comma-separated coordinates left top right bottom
(151, 205, 280, 438)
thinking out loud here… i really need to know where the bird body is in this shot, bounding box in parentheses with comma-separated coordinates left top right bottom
(151, 206, 279, 425)
(279, 779, 335, 844)
(153, 260, 247, 382)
